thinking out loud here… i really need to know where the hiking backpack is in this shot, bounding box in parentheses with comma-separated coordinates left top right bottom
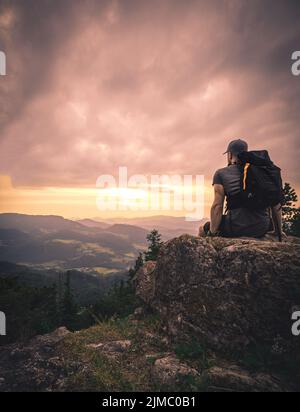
(227, 150, 284, 212)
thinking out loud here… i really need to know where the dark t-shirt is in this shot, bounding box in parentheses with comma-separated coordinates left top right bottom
(213, 165, 271, 238)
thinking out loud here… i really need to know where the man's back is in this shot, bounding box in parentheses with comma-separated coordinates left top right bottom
(213, 164, 271, 237)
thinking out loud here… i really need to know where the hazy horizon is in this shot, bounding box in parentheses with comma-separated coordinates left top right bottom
(0, 211, 208, 223)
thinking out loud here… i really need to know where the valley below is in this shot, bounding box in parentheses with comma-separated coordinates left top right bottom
(0, 213, 204, 304)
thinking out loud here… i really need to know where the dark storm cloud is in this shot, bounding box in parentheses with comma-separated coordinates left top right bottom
(0, 0, 299, 188)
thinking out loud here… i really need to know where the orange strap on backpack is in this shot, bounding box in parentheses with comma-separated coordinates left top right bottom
(243, 163, 250, 191)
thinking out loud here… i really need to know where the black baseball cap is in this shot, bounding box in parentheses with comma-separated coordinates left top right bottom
(223, 139, 248, 155)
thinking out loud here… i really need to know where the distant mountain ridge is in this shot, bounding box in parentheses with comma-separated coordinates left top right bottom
(0, 213, 84, 234)
(77, 219, 111, 230)
(0, 213, 185, 307)
(88, 215, 208, 239)
(0, 213, 205, 282)
(0, 213, 148, 275)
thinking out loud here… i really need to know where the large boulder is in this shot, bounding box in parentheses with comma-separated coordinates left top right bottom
(135, 235, 300, 355)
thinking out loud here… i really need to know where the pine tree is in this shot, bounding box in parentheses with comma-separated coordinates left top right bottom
(282, 183, 300, 237)
(144, 229, 163, 261)
(282, 183, 298, 222)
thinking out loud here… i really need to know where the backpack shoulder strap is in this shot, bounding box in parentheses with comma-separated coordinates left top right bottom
(243, 163, 251, 191)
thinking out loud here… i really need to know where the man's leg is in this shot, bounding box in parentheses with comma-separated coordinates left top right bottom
(199, 218, 229, 237)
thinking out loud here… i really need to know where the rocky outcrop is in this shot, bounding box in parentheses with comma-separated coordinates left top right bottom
(1, 235, 299, 392)
(135, 236, 300, 355)
(0, 327, 75, 392)
(0, 306, 296, 392)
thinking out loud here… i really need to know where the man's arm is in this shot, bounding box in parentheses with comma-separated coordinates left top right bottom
(271, 203, 285, 241)
(210, 184, 225, 234)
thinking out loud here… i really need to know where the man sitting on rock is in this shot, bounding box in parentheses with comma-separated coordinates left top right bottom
(199, 139, 284, 240)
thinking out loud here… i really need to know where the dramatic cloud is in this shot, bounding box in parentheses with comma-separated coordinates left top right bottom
(0, 0, 299, 194)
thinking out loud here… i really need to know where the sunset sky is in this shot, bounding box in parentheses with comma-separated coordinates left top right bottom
(0, 0, 299, 219)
